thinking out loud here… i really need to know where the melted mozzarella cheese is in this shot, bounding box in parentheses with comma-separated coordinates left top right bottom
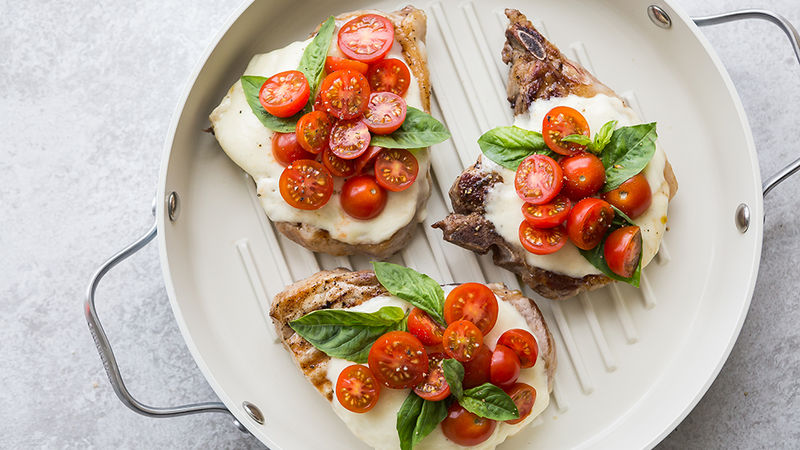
(209, 26, 430, 245)
(326, 288, 550, 450)
(481, 94, 670, 278)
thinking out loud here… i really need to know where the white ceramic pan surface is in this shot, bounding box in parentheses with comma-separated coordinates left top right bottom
(85, 0, 800, 448)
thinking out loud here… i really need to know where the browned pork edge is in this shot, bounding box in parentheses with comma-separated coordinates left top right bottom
(270, 269, 556, 401)
(432, 9, 678, 300)
(275, 7, 432, 260)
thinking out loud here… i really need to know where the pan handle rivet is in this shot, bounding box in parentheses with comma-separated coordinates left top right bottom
(166, 191, 179, 222)
(242, 401, 264, 425)
(735, 203, 750, 233)
(648, 5, 672, 29)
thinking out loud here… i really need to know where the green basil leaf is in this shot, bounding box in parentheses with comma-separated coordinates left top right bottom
(477, 126, 553, 170)
(561, 134, 592, 146)
(298, 16, 335, 98)
(372, 262, 446, 326)
(459, 383, 519, 421)
(289, 306, 405, 363)
(370, 107, 451, 149)
(441, 359, 464, 400)
(601, 123, 657, 191)
(578, 205, 642, 287)
(397, 393, 447, 450)
(592, 120, 617, 153)
(240, 75, 304, 132)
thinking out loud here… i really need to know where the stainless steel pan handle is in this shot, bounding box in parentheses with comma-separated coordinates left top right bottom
(84, 202, 246, 431)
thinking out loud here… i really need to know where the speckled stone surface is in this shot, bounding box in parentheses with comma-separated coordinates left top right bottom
(1, 0, 798, 448)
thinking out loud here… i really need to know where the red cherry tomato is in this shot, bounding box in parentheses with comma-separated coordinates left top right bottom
(336, 364, 380, 413)
(490, 344, 521, 387)
(497, 329, 539, 369)
(295, 111, 333, 154)
(407, 308, 445, 346)
(321, 147, 356, 177)
(515, 154, 563, 205)
(441, 403, 497, 446)
(462, 344, 492, 389)
(278, 160, 333, 210)
(272, 132, 315, 166)
(566, 198, 615, 250)
(518, 222, 567, 255)
(325, 56, 368, 75)
(258, 70, 310, 118)
(318, 70, 371, 120)
(368, 331, 428, 389)
(374, 148, 418, 192)
(442, 320, 484, 363)
(522, 195, 571, 229)
(329, 119, 371, 159)
(504, 383, 537, 425)
(542, 106, 590, 155)
(366, 58, 411, 96)
(337, 14, 395, 63)
(603, 174, 652, 219)
(560, 153, 606, 200)
(413, 353, 450, 401)
(340, 175, 387, 220)
(444, 283, 498, 334)
(604, 226, 642, 278)
(363, 92, 407, 135)
(354, 145, 384, 173)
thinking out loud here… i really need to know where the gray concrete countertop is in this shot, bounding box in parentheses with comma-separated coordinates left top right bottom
(2, 0, 798, 448)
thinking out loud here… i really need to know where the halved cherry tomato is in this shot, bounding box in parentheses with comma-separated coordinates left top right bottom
(340, 175, 387, 220)
(272, 132, 315, 166)
(295, 111, 333, 154)
(515, 154, 563, 205)
(560, 153, 606, 200)
(368, 331, 428, 389)
(278, 159, 333, 210)
(258, 70, 310, 118)
(603, 174, 652, 219)
(604, 226, 642, 278)
(321, 147, 356, 177)
(504, 383, 537, 425)
(518, 222, 567, 255)
(318, 70, 371, 120)
(542, 106, 590, 155)
(497, 329, 539, 369)
(330, 119, 370, 159)
(325, 56, 368, 75)
(414, 353, 450, 401)
(336, 364, 380, 413)
(490, 344, 521, 387)
(374, 148, 418, 192)
(566, 198, 615, 250)
(354, 145, 384, 173)
(408, 308, 445, 346)
(367, 58, 411, 96)
(444, 283, 498, 334)
(441, 403, 497, 446)
(363, 92, 407, 135)
(462, 344, 492, 389)
(337, 14, 395, 63)
(522, 195, 571, 229)
(442, 320, 484, 363)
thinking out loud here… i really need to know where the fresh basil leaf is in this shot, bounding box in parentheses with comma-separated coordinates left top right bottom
(477, 126, 554, 170)
(372, 262, 446, 326)
(561, 134, 592, 146)
(240, 75, 304, 132)
(397, 393, 447, 450)
(289, 306, 405, 363)
(459, 383, 519, 421)
(370, 107, 451, 149)
(578, 205, 642, 287)
(441, 359, 464, 400)
(592, 120, 617, 153)
(601, 123, 657, 191)
(298, 16, 335, 98)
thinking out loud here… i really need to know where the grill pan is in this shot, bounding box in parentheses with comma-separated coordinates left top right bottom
(86, 1, 800, 448)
